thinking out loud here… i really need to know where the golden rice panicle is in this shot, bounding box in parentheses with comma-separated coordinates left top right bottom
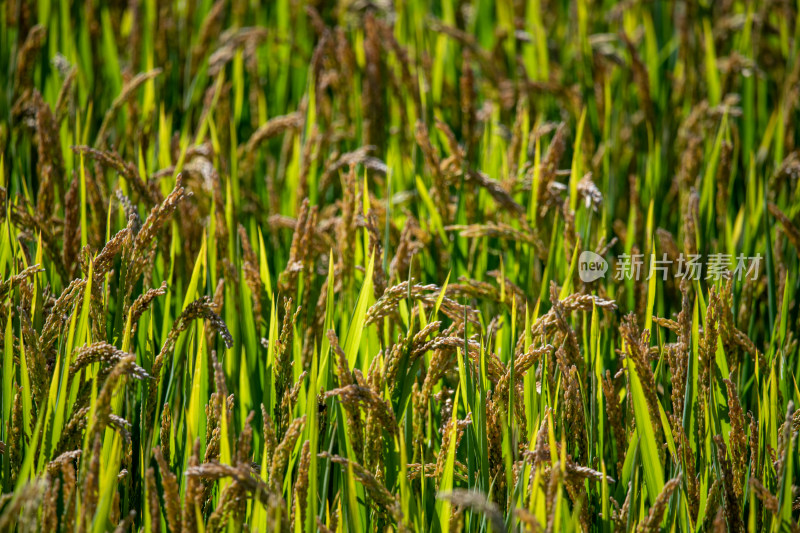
(236, 411, 256, 467)
(286, 198, 310, 270)
(239, 111, 303, 164)
(538, 122, 568, 215)
(38, 278, 85, 355)
(437, 490, 504, 533)
(188, 475, 248, 525)
(274, 298, 300, 434)
(435, 119, 464, 174)
(0, 482, 44, 532)
(261, 404, 278, 477)
(749, 478, 778, 514)
(269, 415, 306, 492)
(145, 467, 162, 533)
(125, 174, 190, 301)
(673, 422, 699, 517)
(672, 279, 693, 415)
(448, 505, 465, 533)
(327, 328, 352, 389)
(637, 474, 681, 533)
(676, 133, 702, 193)
(13, 25, 47, 97)
(665, 345, 682, 437)
(8, 386, 22, 484)
(95, 68, 162, 148)
(318, 452, 404, 525)
(713, 435, 743, 533)
(619, 313, 662, 452)
(418, 342, 457, 423)
(327, 329, 364, 457)
(544, 461, 563, 532)
(127, 280, 168, 330)
(775, 403, 795, 484)
(70, 146, 148, 205)
(704, 483, 722, 529)
(610, 482, 632, 531)
(190, 0, 225, 74)
(115, 190, 142, 237)
(548, 283, 584, 380)
(564, 365, 587, 463)
(697, 288, 721, 444)
(61, 461, 79, 531)
(112, 510, 136, 533)
(148, 296, 232, 428)
(497, 343, 553, 427)
(389, 217, 424, 282)
(205, 393, 222, 464)
(33, 96, 62, 204)
(485, 391, 506, 505)
(324, 385, 397, 436)
(389, 22, 420, 107)
(278, 198, 310, 295)
(160, 404, 171, 467)
(0, 265, 43, 303)
(382, 333, 409, 387)
(317, 493, 339, 533)
(366, 211, 387, 299)
(363, 390, 385, 478)
(367, 282, 432, 325)
(92, 355, 149, 443)
(411, 382, 425, 455)
(79, 434, 102, 532)
(723, 376, 747, 499)
(562, 475, 590, 532)
(18, 309, 47, 407)
(435, 413, 471, 488)
(154, 446, 181, 533)
(182, 439, 203, 533)
(69, 342, 128, 375)
(41, 476, 60, 533)
(749, 412, 760, 478)
(292, 440, 311, 531)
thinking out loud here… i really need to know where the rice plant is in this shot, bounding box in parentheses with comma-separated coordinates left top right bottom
(0, 0, 799, 531)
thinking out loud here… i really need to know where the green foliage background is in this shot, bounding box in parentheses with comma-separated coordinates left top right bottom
(0, 0, 799, 531)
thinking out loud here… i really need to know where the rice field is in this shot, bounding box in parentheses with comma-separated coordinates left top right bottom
(1, 0, 799, 531)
